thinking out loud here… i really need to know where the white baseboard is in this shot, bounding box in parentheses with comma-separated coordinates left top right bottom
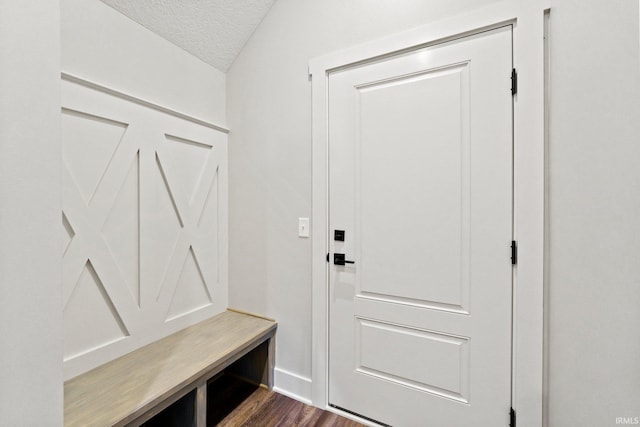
(273, 367, 312, 405)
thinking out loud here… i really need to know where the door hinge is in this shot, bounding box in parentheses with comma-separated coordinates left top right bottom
(510, 407, 516, 427)
(326, 252, 330, 263)
(511, 240, 518, 265)
(511, 68, 518, 96)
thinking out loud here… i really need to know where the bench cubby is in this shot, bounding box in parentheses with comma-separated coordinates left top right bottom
(64, 310, 276, 426)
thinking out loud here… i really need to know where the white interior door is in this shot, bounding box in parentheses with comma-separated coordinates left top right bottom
(328, 26, 514, 426)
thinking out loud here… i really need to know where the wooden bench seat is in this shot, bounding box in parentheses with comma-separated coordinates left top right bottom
(64, 310, 276, 426)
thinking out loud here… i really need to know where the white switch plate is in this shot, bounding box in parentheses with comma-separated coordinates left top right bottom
(298, 217, 310, 238)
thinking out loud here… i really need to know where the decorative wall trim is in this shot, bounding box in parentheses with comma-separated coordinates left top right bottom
(62, 75, 229, 379)
(61, 72, 230, 134)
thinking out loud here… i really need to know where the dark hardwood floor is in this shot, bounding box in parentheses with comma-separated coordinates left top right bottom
(207, 375, 365, 427)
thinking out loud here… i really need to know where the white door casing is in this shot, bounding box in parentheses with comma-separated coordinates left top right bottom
(311, 2, 548, 426)
(309, 4, 549, 427)
(61, 74, 229, 379)
(328, 26, 513, 426)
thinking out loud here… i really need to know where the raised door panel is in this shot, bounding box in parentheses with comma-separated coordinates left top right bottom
(356, 64, 470, 313)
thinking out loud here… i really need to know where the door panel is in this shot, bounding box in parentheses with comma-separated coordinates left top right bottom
(357, 64, 470, 312)
(356, 318, 470, 402)
(328, 26, 513, 426)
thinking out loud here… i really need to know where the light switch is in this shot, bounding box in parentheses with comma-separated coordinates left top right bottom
(298, 217, 310, 238)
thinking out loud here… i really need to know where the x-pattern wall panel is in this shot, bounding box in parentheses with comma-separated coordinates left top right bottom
(61, 77, 228, 379)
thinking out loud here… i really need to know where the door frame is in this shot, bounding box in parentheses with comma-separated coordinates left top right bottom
(309, 1, 549, 425)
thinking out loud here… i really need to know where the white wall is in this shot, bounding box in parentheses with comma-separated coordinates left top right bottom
(228, 0, 640, 421)
(0, 1, 63, 425)
(547, 1, 640, 425)
(62, 0, 226, 124)
(226, 0, 503, 400)
(2, 0, 634, 423)
(61, 0, 229, 379)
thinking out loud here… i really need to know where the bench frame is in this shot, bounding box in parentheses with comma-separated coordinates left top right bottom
(124, 329, 275, 426)
(64, 310, 276, 427)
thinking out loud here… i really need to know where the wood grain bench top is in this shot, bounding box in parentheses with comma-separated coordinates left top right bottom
(64, 310, 277, 427)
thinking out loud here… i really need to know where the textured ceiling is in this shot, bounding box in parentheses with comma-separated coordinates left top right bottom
(100, 0, 276, 72)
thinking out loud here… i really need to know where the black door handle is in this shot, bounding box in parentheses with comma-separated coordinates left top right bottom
(334, 253, 355, 266)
